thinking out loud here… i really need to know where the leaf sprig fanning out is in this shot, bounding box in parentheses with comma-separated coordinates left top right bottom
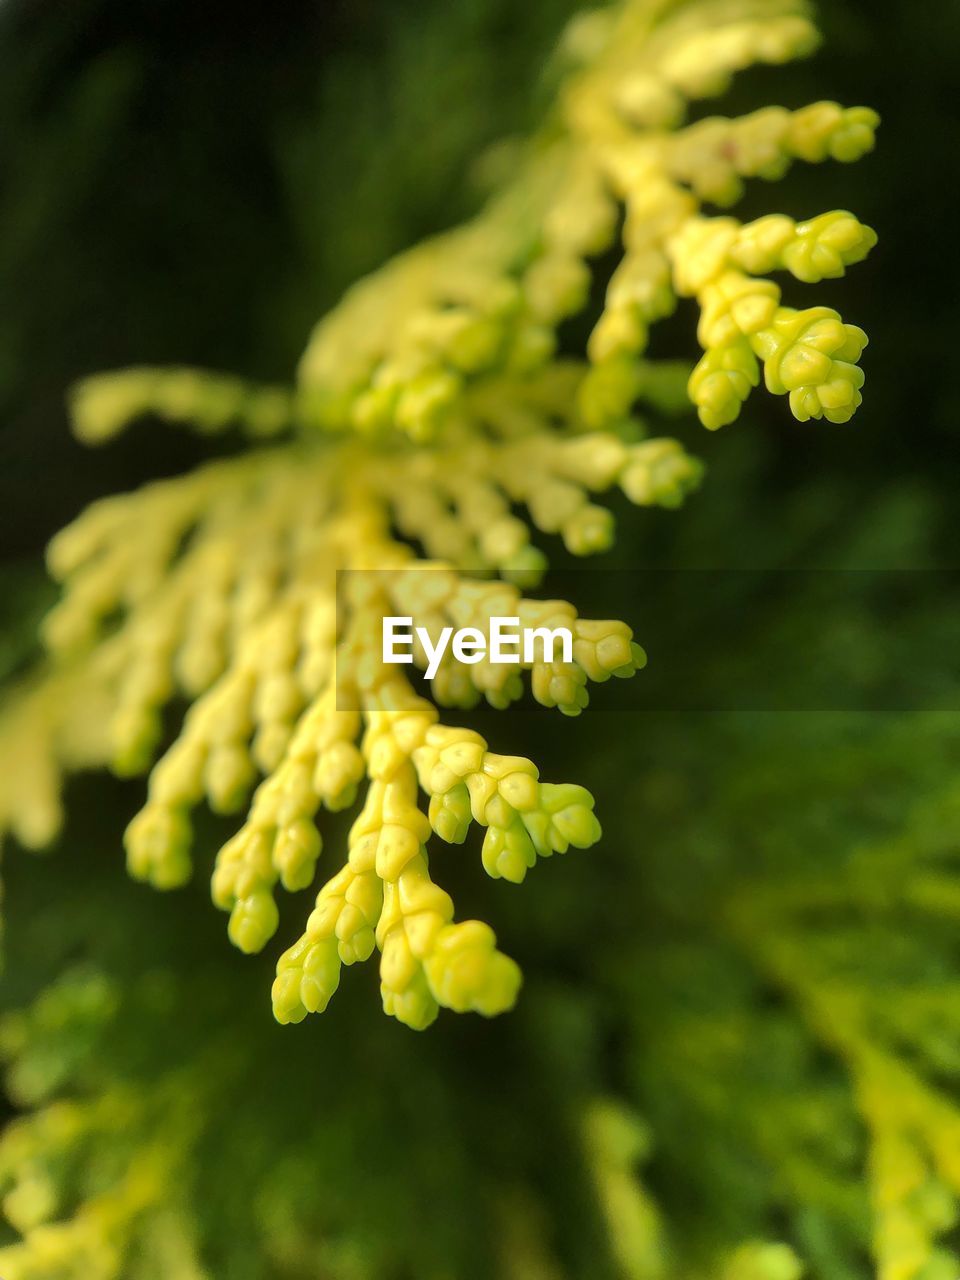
(0, 0, 877, 1030)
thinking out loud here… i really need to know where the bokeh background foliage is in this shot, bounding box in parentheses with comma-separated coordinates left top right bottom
(1, 0, 960, 1277)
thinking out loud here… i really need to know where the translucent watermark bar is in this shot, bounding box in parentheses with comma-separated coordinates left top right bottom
(335, 568, 960, 712)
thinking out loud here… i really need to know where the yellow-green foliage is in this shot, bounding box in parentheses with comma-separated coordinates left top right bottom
(0, 0, 877, 1038)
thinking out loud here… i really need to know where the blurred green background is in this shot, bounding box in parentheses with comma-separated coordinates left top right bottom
(2, 1, 960, 1277)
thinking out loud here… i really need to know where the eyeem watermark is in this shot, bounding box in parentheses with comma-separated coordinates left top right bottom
(383, 616, 573, 680)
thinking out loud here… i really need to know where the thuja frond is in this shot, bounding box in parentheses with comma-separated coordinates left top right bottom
(23, 405, 694, 1031)
(0, 0, 877, 1029)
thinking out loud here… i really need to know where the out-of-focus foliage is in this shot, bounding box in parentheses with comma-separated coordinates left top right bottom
(5, 680, 960, 1278)
(0, 0, 958, 1277)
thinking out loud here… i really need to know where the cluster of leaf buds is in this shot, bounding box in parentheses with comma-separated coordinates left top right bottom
(0, 0, 877, 1033)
